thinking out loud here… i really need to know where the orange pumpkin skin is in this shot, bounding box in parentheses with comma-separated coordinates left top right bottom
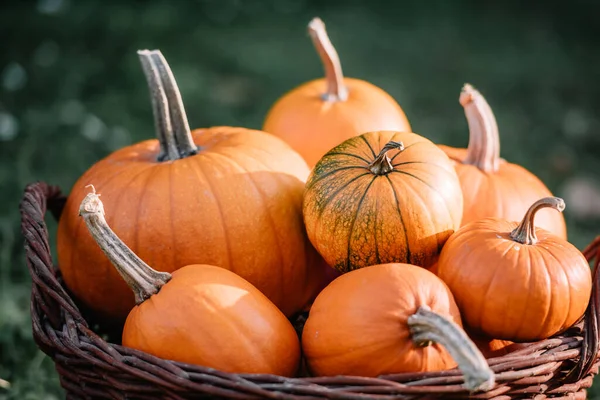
(469, 333, 514, 358)
(302, 131, 463, 272)
(123, 265, 300, 376)
(57, 127, 330, 321)
(263, 78, 411, 167)
(439, 145, 567, 239)
(302, 263, 462, 377)
(436, 216, 591, 342)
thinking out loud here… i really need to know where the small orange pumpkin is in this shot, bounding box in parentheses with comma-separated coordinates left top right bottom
(262, 17, 411, 167)
(57, 50, 329, 321)
(469, 334, 514, 359)
(302, 263, 494, 391)
(78, 187, 301, 376)
(437, 84, 567, 239)
(437, 197, 591, 342)
(303, 131, 463, 272)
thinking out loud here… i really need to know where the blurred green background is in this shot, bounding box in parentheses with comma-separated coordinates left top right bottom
(2, 0, 600, 398)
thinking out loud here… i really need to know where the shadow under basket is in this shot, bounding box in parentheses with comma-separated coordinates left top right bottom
(19, 181, 600, 399)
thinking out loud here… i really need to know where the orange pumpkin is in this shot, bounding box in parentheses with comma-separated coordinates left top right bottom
(262, 17, 411, 167)
(78, 187, 300, 376)
(469, 334, 514, 359)
(437, 84, 567, 239)
(302, 263, 494, 391)
(302, 131, 463, 272)
(57, 49, 329, 321)
(437, 197, 592, 342)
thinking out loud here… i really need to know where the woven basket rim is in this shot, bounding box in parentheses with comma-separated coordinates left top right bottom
(19, 181, 600, 399)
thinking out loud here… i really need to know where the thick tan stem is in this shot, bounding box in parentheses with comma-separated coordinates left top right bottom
(460, 84, 500, 173)
(509, 197, 565, 245)
(369, 141, 404, 175)
(308, 17, 348, 102)
(138, 50, 198, 162)
(78, 185, 171, 304)
(408, 306, 495, 393)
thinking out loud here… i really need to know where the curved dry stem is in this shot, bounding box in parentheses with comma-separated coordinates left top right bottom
(79, 185, 171, 304)
(308, 17, 348, 102)
(460, 84, 500, 173)
(509, 197, 565, 245)
(408, 306, 495, 393)
(369, 141, 404, 175)
(138, 49, 198, 161)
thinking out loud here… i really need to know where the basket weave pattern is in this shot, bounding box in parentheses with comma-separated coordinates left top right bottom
(19, 181, 600, 399)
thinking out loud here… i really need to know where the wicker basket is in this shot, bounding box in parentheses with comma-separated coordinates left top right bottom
(19, 181, 600, 399)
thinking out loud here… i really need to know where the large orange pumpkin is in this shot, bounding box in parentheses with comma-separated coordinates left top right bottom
(262, 17, 411, 167)
(57, 49, 329, 321)
(437, 84, 567, 239)
(78, 188, 300, 376)
(302, 131, 463, 272)
(436, 197, 591, 342)
(302, 263, 494, 391)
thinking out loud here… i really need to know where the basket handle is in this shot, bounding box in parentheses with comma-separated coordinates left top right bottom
(564, 236, 600, 382)
(20, 182, 88, 332)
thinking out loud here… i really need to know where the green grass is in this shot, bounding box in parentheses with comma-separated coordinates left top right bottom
(2, 0, 600, 398)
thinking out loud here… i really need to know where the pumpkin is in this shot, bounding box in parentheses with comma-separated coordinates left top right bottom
(302, 131, 463, 272)
(302, 263, 495, 391)
(78, 187, 300, 375)
(262, 17, 411, 167)
(56, 49, 329, 322)
(436, 197, 592, 342)
(469, 333, 514, 359)
(437, 84, 567, 239)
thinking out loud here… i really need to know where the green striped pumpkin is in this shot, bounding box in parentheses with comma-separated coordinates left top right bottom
(303, 130, 464, 273)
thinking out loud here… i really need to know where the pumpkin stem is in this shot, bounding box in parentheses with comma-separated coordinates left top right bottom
(369, 141, 404, 175)
(138, 49, 198, 162)
(78, 185, 171, 304)
(460, 84, 500, 173)
(308, 17, 348, 102)
(408, 306, 495, 393)
(509, 197, 566, 245)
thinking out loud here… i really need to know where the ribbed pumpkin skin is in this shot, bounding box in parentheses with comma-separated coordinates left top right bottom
(263, 78, 411, 167)
(303, 131, 463, 272)
(57, 127, 330, 321)
(302, 263, 462, 377)
(123, 265, 301, 376)
(436, 218, 591, 341)
(439, 146, 567, 239)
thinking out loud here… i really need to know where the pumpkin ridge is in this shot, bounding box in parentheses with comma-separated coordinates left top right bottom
(392, 161, 431, 168)
(385, 175, 412, 265)
(542, 244, 573, 335)
(478, 242, 514, 334)
(373, 193, 382, 265)
(219, 151, 292, 308)
(213, 150, 286, 269)
(197, 283, 272, 372)
(391, 170, 445, 256)
(315, 172, 373, 219)
(95, 166, 157, 291)
(325, 152, 371, 164)
(532, 247, 556, 339)
(390, 169, 454, 242)
(345, 176, 377, 271)
(389, 140, 426, 163)
(190, 155, 232, 270)
(512, 244, 533, 339)
(306, 165, 369, 191)
(131, 168, 155, 267)
(168, 163, 178, 269)
(360, 134, 377, 158)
